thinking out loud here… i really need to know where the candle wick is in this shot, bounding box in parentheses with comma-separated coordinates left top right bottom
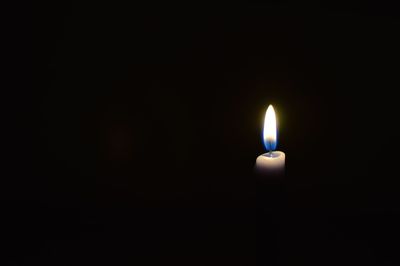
(267, 140, 273, 157)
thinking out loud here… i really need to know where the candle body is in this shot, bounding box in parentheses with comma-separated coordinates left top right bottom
(255, 151, 286, 265)
(255, 151, 285, 176)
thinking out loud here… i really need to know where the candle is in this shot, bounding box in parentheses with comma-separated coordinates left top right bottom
(255, 105, 285, 176)
(255, 105, 286, 265)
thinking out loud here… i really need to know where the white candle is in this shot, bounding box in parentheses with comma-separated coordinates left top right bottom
(255, 105, 285, 176)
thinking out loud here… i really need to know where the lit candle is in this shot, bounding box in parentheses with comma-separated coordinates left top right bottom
(255, 105, 285, 176)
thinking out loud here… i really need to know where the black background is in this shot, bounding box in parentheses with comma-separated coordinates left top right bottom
(5, 2, 400, 265)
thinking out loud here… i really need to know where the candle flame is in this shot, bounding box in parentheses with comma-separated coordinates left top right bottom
(263, 105, 277, 151)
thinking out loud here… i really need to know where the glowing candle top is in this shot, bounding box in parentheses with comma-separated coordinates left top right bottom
(255, 104, 285, 176)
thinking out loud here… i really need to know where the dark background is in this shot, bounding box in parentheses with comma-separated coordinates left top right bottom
(4, 2, 400, 265)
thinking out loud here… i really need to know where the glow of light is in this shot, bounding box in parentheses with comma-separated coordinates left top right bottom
(263, 105, 277, 151)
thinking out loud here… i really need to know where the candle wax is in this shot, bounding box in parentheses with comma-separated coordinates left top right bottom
(255, 151, 285, 176)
